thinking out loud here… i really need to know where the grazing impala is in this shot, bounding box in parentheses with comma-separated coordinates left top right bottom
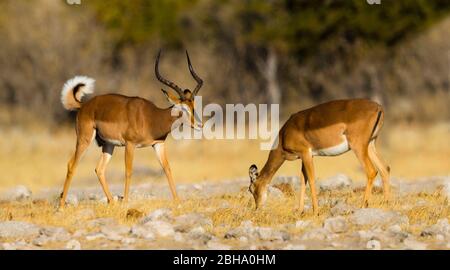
(59, 50, 203, 208)
(248, 99, 390, 215)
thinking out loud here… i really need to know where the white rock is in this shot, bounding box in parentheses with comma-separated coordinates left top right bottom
(85, 233, 105, 241)
(319, 174, 352, 191)
(295, 220, 311, 229)
(207, 240, 231, 250)
(65, 240, 81, 250)
(323, 216, 348, 233)
(141, 208, 172, 223)
(174, 232, 184, 242)
(146, 221, 175, 238)
(301, 228, 328, 241)
(188, 226, 212, 243)
(0, 221, 41, 238)
(366, 240, 381, 250)
(120, 238, 136, 245)
(40, 226, 71, 242)
(174, 213, 212, 227)
(66, 194, 79, 207)
(404, 239, 427, 250)
(130, 225, 155, 240)
(421, 219, 450, 237)
(239, 236, 248, 243)
(283, 244, 306, 250)
(388, 225, 402, 234)
(32, 236, 50, 246)
(350, 208, 408, 227)
(9, 185, 32, 201)
(330, 201, 355, 216)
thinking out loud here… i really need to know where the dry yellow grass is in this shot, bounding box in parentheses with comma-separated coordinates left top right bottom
(0, 123, 448, 194)
(0, 187, 448, 241)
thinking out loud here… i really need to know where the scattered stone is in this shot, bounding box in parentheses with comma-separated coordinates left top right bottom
(85, 232, 105, 241)
(32, 235, 50, 246)
(87, 218, 116, 228)
(120, 238, 136, 245)
(421, 219, 450, 237)
(65, 239, 81, 250)
(40, 226, 71, 242)
(188, 226, 212, 243)
(255, 227, 290, 241)
(319, 174, 352, 191)
(2, 241, 31, 250)
(174, 232, 184, 242)
(0, 221, 41, 238)
(145, 221, 175, 238)
(9, 185, 32, 201)
(174, 213, 212, 232)
(66, 194, 79, 207)
(323, 216, 348, 233)
(350, 208, 409, 227)
(301, 228, 328, 241)
(100, 225, 130, 241)
(283, 244, 306, 250)
(388, 225, 402, 234)
(295, 220, 311, 229)
(141, 208, 172, 223)
(207, 240, 231, 250)
(403, 239, 427, 250)
(130, 225, 155, 240)
(330, 201, 355, 216)
(366, 240, 381, 250)
(73, 229, 87, 238)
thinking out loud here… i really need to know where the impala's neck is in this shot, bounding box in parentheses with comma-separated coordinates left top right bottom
(257, 146, 285, 187)
(153, 106, 181, 140)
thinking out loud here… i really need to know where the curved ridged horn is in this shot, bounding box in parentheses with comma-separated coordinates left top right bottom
(155, 50, 184, 98)
(185, 50, 203, 96)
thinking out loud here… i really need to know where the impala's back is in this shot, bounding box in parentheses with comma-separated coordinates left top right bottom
(280, 99, 383, 156)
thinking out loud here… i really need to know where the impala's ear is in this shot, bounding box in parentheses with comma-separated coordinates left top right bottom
(161, 89, 180, 105)
(249, 164, 259, 183)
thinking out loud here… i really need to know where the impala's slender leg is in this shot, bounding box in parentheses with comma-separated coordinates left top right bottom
(95, 143, 115, 203)
(123, 142, 135, 202)
(298, 161, 307, 214)
(368, 140, 390, 202)
(353, 144, 378, 208)
(302, 153, 319, 216)
(60, 129, 94, 208)
(153, 142, 179, 200)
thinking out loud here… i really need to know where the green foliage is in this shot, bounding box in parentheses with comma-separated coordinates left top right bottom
(87, 0, 195, 48)
(86, 0, 450, 58)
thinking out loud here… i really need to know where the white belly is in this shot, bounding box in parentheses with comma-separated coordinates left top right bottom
(311, 136, 350, 156)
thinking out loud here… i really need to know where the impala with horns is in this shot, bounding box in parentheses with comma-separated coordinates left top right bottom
(248, 99, 390, 215)
(59, 50, 203, 208)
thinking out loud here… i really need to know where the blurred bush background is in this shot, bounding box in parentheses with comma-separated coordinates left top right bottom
(0, 0, 449, 125)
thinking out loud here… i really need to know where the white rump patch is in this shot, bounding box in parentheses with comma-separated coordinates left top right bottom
(61, 75, 95, 110)
(311, 136, 350, 156)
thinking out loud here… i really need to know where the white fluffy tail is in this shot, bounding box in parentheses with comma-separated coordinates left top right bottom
(61, 76, 95, 110)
